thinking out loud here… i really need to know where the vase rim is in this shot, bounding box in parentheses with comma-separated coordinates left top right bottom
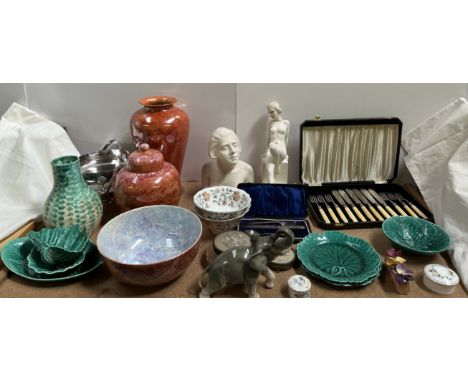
(139, 96, 177, 107)
(51, 155, 79, 167)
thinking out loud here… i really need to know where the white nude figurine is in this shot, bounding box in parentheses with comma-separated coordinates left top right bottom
(261, 101, 290, 183)
(202, 127, 254, 188)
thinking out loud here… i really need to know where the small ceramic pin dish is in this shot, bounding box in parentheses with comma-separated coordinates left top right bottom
(423, 264, 459, 295)
(213, 230, 252, 255)
(288, 275, 311, 298)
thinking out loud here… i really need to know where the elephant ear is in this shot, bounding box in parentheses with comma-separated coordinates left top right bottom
(246, 247, 267, 272)
(246, 246, 263, 261)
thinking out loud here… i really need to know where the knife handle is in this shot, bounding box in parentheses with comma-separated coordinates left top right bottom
(402, 202, 419, 218)
(377, 205, 391, 219)
(352, 206, 366, 222)
(393, 203, 408, 216)
(326, 207, 340, 224)
(335, 206, 348, 223)
(344, 206, 358, 223)
(318, 207, 331, 224)
(385, 204, 398, 217)
(408, 202, 429, 219)
(368, 205, 384, 221)
(361, 205, 376, 222)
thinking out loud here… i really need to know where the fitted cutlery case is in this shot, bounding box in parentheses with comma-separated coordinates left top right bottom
(237, 183, 311, 241)
(300, 117, 433, 229)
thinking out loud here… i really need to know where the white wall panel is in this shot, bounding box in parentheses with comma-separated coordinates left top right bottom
(0, 84, 26, 115)
(236, 84, 466, 184)
(8, 83, 466, 184)
(25, 84, 236, 181)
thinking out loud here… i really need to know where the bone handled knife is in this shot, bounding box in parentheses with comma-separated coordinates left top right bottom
(339, 189, 366, 222)
(345, 189, 376, 222)
(352, 189, 384, 221)
(368, 189, 398, 217)
(318, 195, 340, 224)
(393, 193, 419, 217)
(325, 194, 348, 223)
(360, 189, 391, 219)
(331, 190, 358, 223)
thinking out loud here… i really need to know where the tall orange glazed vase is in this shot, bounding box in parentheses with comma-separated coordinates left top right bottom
(130, 96, 190, 174)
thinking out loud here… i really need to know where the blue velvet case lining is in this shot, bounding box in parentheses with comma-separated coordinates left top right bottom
(238, 183, 307, 218)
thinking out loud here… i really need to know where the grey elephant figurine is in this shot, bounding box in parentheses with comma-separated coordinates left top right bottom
(198, 227, 295, 298)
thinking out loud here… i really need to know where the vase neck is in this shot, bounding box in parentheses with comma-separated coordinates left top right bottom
(51, 156, 85, 187)
(144, 104, 174, 112)
(139, 96, 177, 112)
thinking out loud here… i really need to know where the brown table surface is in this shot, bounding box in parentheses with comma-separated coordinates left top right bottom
(0, 182, 466, 298)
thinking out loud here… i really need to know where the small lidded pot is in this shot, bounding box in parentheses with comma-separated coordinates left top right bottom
(114, 143, 182, 212)
(288, 275, 312, 298)
(423, 264, 460, 295)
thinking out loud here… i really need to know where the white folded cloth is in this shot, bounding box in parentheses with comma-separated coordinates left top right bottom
(402, 97, 468, 289)
(0, 102, 80, 240)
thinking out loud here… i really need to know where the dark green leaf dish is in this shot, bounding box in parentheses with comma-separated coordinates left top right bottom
(26, 243, 92, 275)
(0, 237, 103, 282)
(27, 224, 89, 265)
(382, 216, 452, 255)
(297, 232, 382, 286)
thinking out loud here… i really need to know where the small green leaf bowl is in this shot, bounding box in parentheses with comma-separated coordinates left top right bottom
(382, 216, 452, 255)
(27, 225, 90, 265)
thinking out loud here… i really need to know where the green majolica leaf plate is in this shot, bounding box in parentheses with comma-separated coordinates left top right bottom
(1, 237, 102, 282)
(382, 216, 452, 255)
(297, 232, 382, 286)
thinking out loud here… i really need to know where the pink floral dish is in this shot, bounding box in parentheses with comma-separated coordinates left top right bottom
(193, 186, 251, 220)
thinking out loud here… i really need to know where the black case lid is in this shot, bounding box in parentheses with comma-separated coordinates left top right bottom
(300, 117, 403, 186)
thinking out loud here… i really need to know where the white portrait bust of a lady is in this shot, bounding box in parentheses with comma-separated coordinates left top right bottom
(261, 101, 290, 183)
(202, 127, 254, 188)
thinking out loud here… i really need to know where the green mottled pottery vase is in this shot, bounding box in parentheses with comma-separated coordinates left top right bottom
(43, 156, 103, 233)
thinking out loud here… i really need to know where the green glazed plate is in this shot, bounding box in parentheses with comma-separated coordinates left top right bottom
(311, 263, 382, 287)
(382, 216, 452, 255)
(1, 237, 103, 282)
(297, 232, 382, 286)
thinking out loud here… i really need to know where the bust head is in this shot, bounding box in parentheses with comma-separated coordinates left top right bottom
(208, 127, 241, 167)
(267, 101, 282, 120)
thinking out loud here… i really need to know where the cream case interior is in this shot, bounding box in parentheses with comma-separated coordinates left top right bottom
(300, 119, 401, 185)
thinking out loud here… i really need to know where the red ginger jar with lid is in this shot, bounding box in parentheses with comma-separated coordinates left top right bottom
(130, 96, 190, 174)
(113, 143, 182, 212)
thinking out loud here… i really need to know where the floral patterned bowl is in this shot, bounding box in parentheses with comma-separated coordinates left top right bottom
(196, 210, 249, 235)
(193, 186, 251, 220)
(97, 205, 202, 286)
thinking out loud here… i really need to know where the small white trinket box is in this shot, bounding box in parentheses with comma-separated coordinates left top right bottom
(288, 275, 311, 298)
(423, 264, 459, 295)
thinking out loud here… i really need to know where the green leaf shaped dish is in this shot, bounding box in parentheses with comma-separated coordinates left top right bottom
(0, 237, 102, 282)
(27, 225, 89, 265)
(26, 241, 93, 275)
(382, 216, 452, 255)
(297, 232, 382, 286)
